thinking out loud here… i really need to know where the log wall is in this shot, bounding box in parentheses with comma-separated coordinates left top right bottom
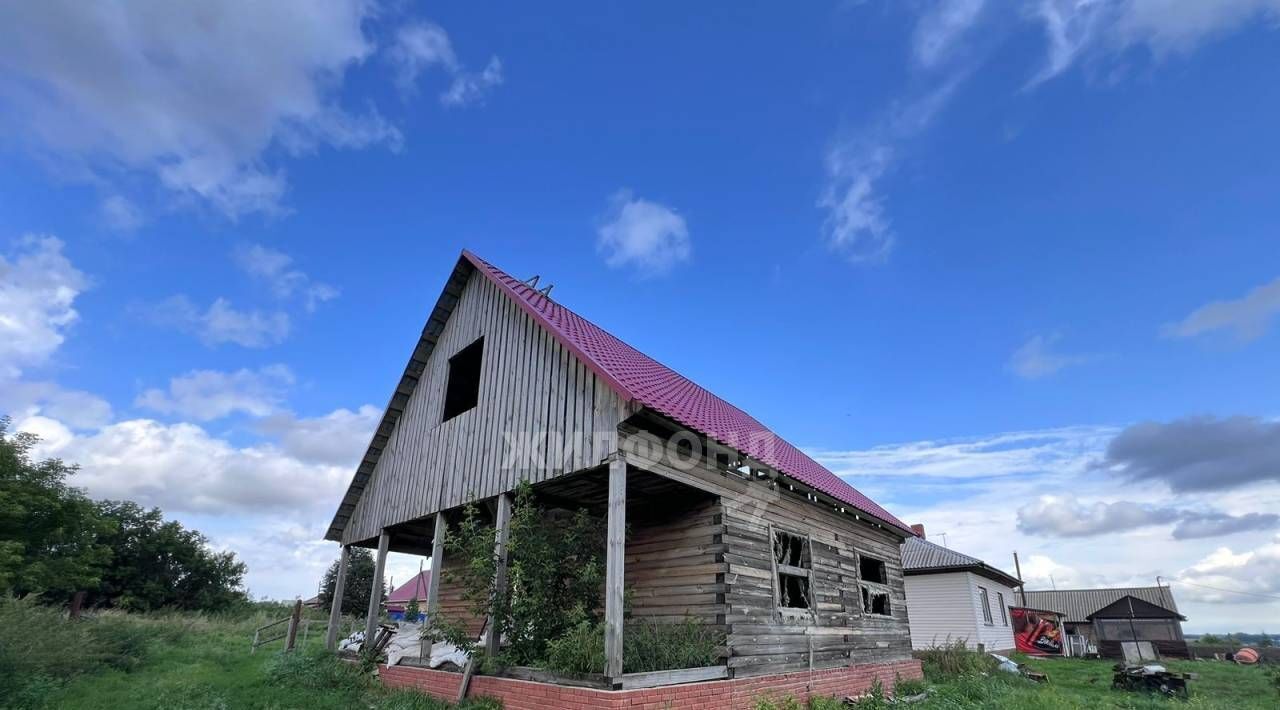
(618, 425, 914, 677)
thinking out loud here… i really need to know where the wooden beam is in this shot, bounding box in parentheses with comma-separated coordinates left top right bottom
(604, 458, 627, 680)
(325, 545, 350, 650)
(364, 531, 390, 645)
(426, 513, 446, 618)
(485, 492, 513, 657)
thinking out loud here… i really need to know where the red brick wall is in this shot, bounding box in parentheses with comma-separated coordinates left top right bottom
(379, 660, 923, 710)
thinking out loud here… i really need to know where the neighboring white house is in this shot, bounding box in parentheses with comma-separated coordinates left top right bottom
(901, 525, 1021, 652)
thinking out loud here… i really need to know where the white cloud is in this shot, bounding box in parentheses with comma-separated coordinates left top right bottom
(99, 195, 145, 232)
(233, 244, 338, 311)
(256, 405, 381, 468)
(147, 296, 291, 348)
(1008, 333, 1093, 379)
(1016, 494, 1278, 539)
(0, 235, 89, 378)
(0, 381, 113, 430)
(913, 0, 988, 67)
(1175, 535, 1280, 604)
(596, 190, 691, 277)
(24, 415, 352, 515)
(819, 76, 964, 264)
(0, 1, 401, 218)
(1163, 276, 1280, 343)
(1028, 0, 1280, 86)
(136, 365, 295, 421)
(389, 21, 503, 107)
(812, 425, 1115, 481)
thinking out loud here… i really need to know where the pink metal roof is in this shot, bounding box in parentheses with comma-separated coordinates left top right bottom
(387, 570, 431, 606)
(462, 250, 912, 535)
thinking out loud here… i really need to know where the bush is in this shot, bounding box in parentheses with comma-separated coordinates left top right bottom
(545, 618, 724, 675)
(893, 675, 927, 696)
(914, 638, 996, 679)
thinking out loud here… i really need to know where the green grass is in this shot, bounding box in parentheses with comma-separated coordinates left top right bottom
(1, 598, 498, 710)
(907, 652, 1278, 710)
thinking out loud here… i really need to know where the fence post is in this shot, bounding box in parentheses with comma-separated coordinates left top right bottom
(285, 599, 303, 652)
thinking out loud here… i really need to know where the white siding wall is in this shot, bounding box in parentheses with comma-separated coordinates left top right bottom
(965, 573, 1017, 652)
(903, 572, 978, 650)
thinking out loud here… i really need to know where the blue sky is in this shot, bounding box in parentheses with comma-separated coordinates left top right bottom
(2, 2, 1279, 631)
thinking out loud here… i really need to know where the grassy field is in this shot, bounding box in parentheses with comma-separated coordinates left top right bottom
(0, 598, 496, 710)
(3, 598, 1276, 710)
(896, 646, 1280, 710)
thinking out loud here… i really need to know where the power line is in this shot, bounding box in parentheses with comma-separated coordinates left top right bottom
(1167, 579, 1280, 601)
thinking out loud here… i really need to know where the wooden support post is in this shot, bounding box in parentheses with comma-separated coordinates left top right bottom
(485, 492, 513, 657)
(285, 598, 303, 652)
(426, 513, 446, 620)
(604, 458, 627, 680)
(365, 531, 390, 646)
(325, 545, 350, 651)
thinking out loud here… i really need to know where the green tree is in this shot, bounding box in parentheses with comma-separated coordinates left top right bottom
(0, 418, 113, 601)
(433, 481, 605, 668)
(90, 500, 247, 611)
(1198, 633, 1222, 644)
(1259, 632, 1275, 648)
(403, 595, 421, 623)
(319, 547, 383, 616)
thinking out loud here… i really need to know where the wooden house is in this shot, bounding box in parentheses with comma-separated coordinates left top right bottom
(322, 250, 920, 701)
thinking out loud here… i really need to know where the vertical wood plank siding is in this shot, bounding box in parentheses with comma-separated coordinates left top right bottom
(618, 425, 913, 675)
(342, 272, 630, 544)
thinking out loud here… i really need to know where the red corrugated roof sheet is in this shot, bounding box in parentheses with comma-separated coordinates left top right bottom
(463, 250, 912, 535)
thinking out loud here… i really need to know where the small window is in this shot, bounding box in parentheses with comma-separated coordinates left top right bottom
(859, 556, 887, 585)
(442, 338, 484, 422)
(979, 586, 993, 625)
(857, 554, 892, 616)
(861, 587, 891, 615)
(772, 529, 812, 612)
(997, 592, 1008, 626)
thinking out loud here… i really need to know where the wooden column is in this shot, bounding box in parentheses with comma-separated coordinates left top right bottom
(325, 545, 350, 650)
(485, 492, 513, 657)
(364, 531, 390, 645)
(425, 512, 447, 619)
(604, 457, 627, 680)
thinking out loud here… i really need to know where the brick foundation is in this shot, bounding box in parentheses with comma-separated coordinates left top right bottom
(378, 659, 923, 709)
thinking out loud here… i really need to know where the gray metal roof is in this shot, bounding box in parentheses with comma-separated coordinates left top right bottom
(901, 537, 1021, 587)
(1021, 587, 1180, 623)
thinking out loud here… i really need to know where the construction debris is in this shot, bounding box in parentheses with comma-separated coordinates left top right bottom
(1111, 663, 1195, 698)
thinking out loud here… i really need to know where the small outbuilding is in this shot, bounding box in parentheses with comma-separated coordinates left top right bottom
(1022, 586, 1187, 659)
(385, 571, 432, 622)
(900, 525, 1021, 653)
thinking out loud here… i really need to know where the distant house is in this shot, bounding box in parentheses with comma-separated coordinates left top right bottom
(900, 525, 1021, 652)
(1022, 586, 1188, 659)
(386, 570, 432, 622)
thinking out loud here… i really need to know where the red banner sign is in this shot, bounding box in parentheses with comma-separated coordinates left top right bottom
(1011, 607, 1064, 655)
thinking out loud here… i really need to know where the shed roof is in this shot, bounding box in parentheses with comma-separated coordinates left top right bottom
(901, 536, 1021, 588)
(326, 250, 912, 540)
(1087, 594, 1186, 621)
(1022, 587, 1180, 624)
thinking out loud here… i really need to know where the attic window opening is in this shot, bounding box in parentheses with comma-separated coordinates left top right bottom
(442, 337, 484, 422)
(772, 529, 813, 613)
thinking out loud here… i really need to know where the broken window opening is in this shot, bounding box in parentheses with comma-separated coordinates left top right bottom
(859, 556, 887, 585)
(442, 337, 484, 422)
(772, 529, 813, 613)
(861, 587, 891, 616)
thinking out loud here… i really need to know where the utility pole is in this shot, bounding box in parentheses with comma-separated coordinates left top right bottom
(1013, 551, 1028, 606)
